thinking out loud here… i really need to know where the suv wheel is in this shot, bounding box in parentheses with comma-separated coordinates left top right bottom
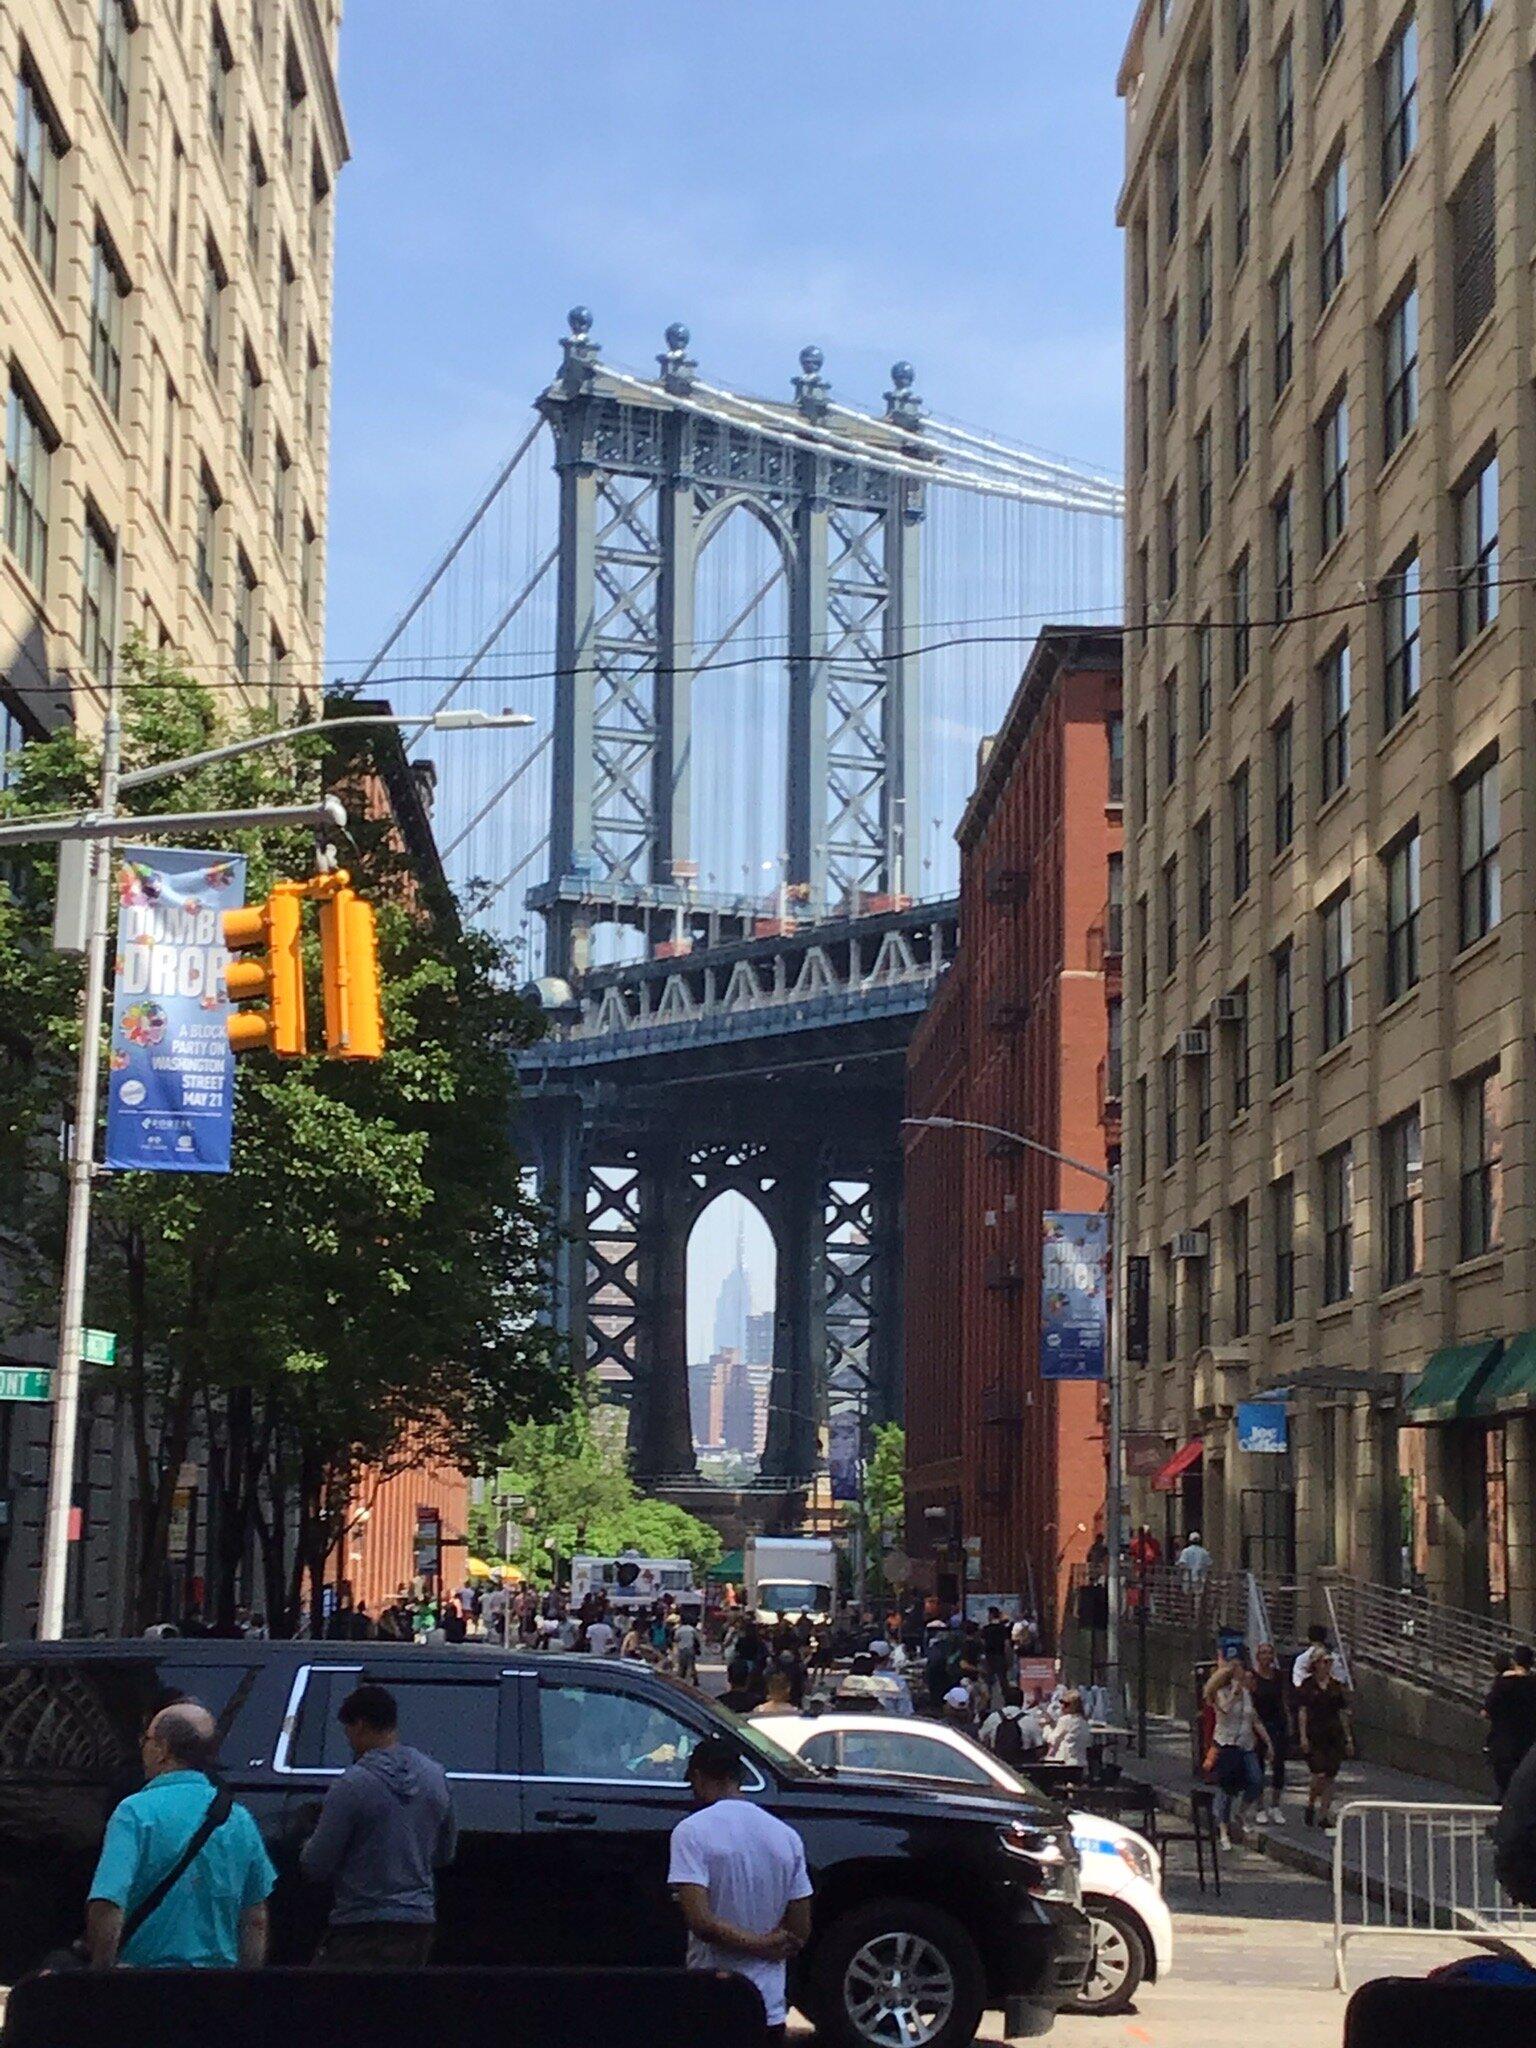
(810, 1898, 986, 2048)
(1068, 1899, 1146, 2017)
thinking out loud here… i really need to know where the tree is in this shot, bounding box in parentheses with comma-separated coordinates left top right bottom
(0, 646, 569, 1631)
(855, 1421, 905, 1601)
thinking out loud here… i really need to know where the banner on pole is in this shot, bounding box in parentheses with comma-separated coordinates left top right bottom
(828, 1408, 862, 1502)
(1040, 1211, 1109, 1380)
(105, 848, 246, 1174)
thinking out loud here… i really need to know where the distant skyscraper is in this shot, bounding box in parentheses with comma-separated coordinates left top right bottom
(712, 1215, 754, 1357)
(745, 1310, 774, 1367)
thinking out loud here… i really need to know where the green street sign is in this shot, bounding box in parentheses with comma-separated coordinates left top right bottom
(0, 1367, 51, 1403)
(81, 1329, 117, 1366)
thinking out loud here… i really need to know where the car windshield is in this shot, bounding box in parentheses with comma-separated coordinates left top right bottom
(758, 1581, 831, 1611)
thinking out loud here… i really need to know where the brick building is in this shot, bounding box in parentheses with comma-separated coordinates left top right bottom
(904, 627, 1123, 1632)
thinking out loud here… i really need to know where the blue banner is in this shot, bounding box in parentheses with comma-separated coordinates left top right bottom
(105, 847, 246, 1174)
(1237, 1401, 1289, 1454)
(828, 1408, 862, 1502)
(1040, 1211, 1108, 1380)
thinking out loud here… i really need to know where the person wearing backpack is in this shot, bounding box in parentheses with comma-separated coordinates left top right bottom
(85, 1701, 274, 1969)
(980, 1686, 1045, 1770)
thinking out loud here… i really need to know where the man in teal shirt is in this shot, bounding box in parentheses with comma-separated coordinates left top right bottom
(87, 1700, 275, 1969)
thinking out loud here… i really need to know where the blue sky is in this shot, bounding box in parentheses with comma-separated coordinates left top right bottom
(323, 2, 1133, 669)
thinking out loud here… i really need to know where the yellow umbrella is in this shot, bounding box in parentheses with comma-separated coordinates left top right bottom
(465, 1557, 493, 1579)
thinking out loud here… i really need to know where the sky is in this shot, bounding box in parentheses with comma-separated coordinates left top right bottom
(321, 2, 1134, 1360)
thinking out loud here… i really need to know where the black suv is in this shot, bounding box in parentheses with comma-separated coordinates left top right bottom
(0, 1642, 1089, 2046)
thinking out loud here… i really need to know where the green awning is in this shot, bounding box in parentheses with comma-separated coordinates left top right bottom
(1472, 1330, 1536, 1416)
(1403, 1339, 1502, 1424)
(707, 1548, 745, 1581)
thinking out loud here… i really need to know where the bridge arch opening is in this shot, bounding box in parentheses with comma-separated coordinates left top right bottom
(690, 503, 789, 915)
(686, 1186, 777, 1476)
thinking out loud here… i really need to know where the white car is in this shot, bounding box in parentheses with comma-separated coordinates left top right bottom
(761, 1711, 1173, 2018)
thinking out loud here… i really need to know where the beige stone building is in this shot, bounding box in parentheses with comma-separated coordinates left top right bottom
(0, 0, 346, 753)
(1117, 0, 1536, 1625)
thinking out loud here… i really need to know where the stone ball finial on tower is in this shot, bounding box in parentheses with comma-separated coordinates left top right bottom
(885, 358, 923, 428)
(794, 345, 831, 420)
(659, 320, 698, 395)
(558, 305, 601, 391)
(568, 305, 594, 338)
(799, 345, 825, 377)
(890, 360, 915, 391)
(666, 321, 691, 351)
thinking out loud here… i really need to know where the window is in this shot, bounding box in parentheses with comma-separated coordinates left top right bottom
(1196, 420, 1213, 540)
(1136, 1075, 1149, 1186)
(1231, 1200, 1251, 1335)
(1196, 1029, 1214, 1147)
(1232, 980, 1251, 1114)
(1135, 717, 1149, 819)
(196, 465, 220, 607)
(1165, 300, 1180, 415)
(1320, 889, 1352, 1049)
(1107, 998, 1123, 1100)
(310, 149, 330, 260)
(1196, 224, 1213, 342)
(1137, 371, 1149, 475)
(538, 1681, 704, 1784)
(1234, 0, 1251, 71)
(1162, 857, 1179, 979)
(1455, 449, 1499, 648)
(1382, 1108, 1422, 1287)
(1163, 1246, 1178, 1360)
(1450, 141, 1495, 356)
(1273, 937, 1294, 1084)
(1135, 895, 1149, 1006)
(246, 134, 266, 256)
(1163, 144, 1180, 248)
(1233, 134, 1251, 263)
(1273, 709, 1295, 851)
(1382, 283, 1419, 458)
(208, 11, 232, 152)
(1453, 0, 1491, 65)
(1319, 394, 1349, 553)
(1322, 0, 1344, 59)
(268, 628, 287, 709)
(1458, 1065, 1503, 1258)
(89, 228, 127, 416)
(234, 548, 256, 682)
(283, 40, 307, 167)
(1273, 255, 1293, 397)
(1381, 14, 1418, 194)
(1163, 1047, 1180, 1166)
(1320, 640, 1351, 800)
(301, 511, 317, 617)
(1383, 550, 1420, 725)
(837, 1728, 992, 1783)
(1196, 620, 1213, 735)
(1231, 763, 1251, 899)
(1164, 487, 1179, 600)
(291, 1669, 500, 1775)
(202, 237, 226, 371)
(273, 434, 291, 549)
(240, 346, 260, 469)
(1108, 712, 1125, 803)
(1133, 214, 1150, 317)
(80, 509, 116, 683)
(14, 65, 62, 286)
(98, 0, 131, 141)
(1135, 543, 1149, 642)
(1163, 671, 1179, 787)
(1232, 340, 1251, 473)
(1385, 827, 1420, 1002)
(1321, 1144, 1353, 1304)
(279, 245, 296, 360)
(1272, 1173, 1296, 1323)
(1273, 485, 1294, 620)
(1193, 1238, 1212, 1345)
(158, 368, 177, 518)
(1195, 53, 1214, 161)
(1273, 35, 1294, 175)
(1458, 755, 1500, 947)
(1320, 150, 1347, 304)
(1231, 549, 1251, 685)
(165, 122, 184, 272)
(5, 377, 52, 589)
(1195, 813, 1213, 940)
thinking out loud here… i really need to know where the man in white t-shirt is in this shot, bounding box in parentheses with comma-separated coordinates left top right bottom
(585, 1616, 618, 1657)
(668, 1736, 814, 2042)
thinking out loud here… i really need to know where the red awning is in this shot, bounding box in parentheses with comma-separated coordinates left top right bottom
(1150, 1439, 1204, 1492)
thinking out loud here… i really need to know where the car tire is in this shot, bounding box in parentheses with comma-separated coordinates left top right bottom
(809, 1897, 987, 2048)
(1068, 1898, 1146, 2018)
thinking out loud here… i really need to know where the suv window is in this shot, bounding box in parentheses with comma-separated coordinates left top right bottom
(287, 1668, 500, 1774)
(840, 1729, 993, 1785)
(0, 1660, 250, 1783)
(800, 1730, 839, 1770)
(537, 1681, 704, 1783)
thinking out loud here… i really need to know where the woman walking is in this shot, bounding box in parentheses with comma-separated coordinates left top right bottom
(1297, 1646, 1353, 1830)
(1250, 1642, 1292, 1825)
(1484, 1646, 1536, 1796)
(1203, 1655, 1271, 1849)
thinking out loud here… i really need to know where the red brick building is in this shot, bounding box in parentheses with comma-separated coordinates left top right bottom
(904, 627, 1123, 1634)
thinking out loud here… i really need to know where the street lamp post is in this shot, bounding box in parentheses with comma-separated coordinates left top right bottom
(902, 1113, 1126, 1720)
(34, 704, 532, 1640)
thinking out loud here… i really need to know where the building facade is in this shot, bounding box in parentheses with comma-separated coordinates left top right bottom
(905, 627, 1122, 1631)
(1118, 0, 1536, 1623)
(0, 0, 345, 738)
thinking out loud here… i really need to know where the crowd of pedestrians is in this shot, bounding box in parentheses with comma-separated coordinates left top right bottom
(1200, 1626, 1356, 1846)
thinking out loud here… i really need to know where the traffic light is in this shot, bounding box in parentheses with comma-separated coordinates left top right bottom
(223, 887, 307, 1056)
(317, 874, 384, 1060)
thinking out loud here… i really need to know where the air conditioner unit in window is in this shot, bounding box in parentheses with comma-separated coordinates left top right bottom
(1179, 1027, 1210, 1057)
(1212, 992, 1245, 1024)
(1173, 1229, 1210, 1260)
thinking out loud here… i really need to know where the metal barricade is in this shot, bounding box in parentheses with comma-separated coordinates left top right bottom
(1332, 1799, 1536, 1990)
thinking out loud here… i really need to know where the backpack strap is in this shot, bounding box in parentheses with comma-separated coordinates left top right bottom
(120, 1784, 236, 1948)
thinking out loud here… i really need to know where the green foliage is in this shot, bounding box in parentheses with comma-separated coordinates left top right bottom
(863, 1421, 906, 1541)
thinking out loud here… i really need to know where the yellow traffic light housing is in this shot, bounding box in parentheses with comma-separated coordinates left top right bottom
(316, 873, 384, 1060)
(223, 887, 307, 1056)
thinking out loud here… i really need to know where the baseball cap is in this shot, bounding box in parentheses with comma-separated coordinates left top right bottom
(943, 1685, 971, 1709)
(869, 1639, 891, 1659)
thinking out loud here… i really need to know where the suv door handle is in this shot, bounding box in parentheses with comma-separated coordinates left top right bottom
(535, 1807, 597, 1826)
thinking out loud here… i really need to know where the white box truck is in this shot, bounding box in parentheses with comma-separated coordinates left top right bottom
(744, 1534, 837, 1623)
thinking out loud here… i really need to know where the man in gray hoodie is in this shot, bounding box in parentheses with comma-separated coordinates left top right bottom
(299, 1682, 458, 1968)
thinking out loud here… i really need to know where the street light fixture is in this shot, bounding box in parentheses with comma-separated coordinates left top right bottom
(36, 694, 533, 1640)
(901, 1113, 1126, 1720)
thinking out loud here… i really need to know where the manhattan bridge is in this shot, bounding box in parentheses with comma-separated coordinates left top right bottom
(361, 310, 1122, 1508)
